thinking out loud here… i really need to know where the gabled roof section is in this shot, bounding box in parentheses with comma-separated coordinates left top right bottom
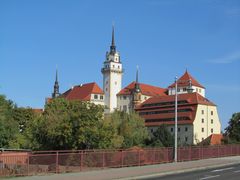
(61, 82, 104, 101)
(168, 70, 205, 89)
(138, 92, 215, 108)
(117, 81, 167, 97)
(200, 134, 223, 145)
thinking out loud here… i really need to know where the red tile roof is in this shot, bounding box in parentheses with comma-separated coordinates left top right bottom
(117, 81, 167, 97)
(32, 108, 44, 113)
(138, 92, 215, 107)
(200, 134, 223, 145)
(168, 71, 205, 89)
(61, 82, 104, 101)
(136, 92, 215, 126)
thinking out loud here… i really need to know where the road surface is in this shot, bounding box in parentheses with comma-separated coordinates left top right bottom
(142, 163, 240, 180)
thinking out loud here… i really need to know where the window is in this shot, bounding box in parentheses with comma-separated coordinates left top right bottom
(105, 88, 108, 92)
(113, 65, 115, 68)
(94, 95, 98, 99)
(183, 88, 187, 91)
(118, 66, 120, 69)
(185, 127, 188, 132)
(106, 81, 108, 84)
(199, 89, 202, 93)
(100, 95, 103, 100)
(211, 111, 213, 115)
(211, 128, 213, 133)
(178, 127, 180, 132)
(123, 96, 127, 100)
(211, 119, 213, 124)
(202, 128, 204, 132)
(144, 96, 147, 100)
(202, 110, 204, 114)
(202, 118, 204, 123)
(177, 88, 180, 92)
(185, 137, 188, 142)
(171, 128, 174, 132)
(115, 81, 117, 85)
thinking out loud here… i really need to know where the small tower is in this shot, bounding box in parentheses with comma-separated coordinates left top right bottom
(52, 69, 60, 98)
(101, 26, 123, 113)
(132, 66, 142, 109)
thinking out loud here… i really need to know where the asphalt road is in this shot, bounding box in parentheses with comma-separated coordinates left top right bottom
(142, 163, 240, 180)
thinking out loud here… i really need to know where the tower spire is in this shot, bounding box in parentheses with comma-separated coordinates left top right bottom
(52, 68, 60, 98)
(135, 66, 141, 93)
(110, 25, 116, 54)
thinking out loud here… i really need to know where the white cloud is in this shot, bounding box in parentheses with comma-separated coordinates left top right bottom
(208, 51, 240, 64)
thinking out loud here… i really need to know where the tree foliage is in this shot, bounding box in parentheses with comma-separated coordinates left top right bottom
(224, 112, 240, 143)
(148, 124, 174, 147)
(0, 95, 19, 148)
(105, 111, 149, 148)
(31, 98, 108, 150)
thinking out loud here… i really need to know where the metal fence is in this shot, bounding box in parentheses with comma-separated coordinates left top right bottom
(0, 145, 240, 177)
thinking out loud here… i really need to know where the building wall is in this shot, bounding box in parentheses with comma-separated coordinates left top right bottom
(168, 86, 205, 97)
(193, 104, 221, 144)
(103, 61, 123, 113)
(147, 124, 194, 145)
(117, 94, 151, 113)
(90, 94, 105, 106)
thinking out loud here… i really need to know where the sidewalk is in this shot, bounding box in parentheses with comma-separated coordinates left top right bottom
(6, 156, 240, 180)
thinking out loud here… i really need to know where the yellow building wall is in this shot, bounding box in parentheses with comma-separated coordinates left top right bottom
(193, 104, 221, 144)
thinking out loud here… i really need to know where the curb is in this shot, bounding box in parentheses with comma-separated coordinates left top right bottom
(118, 161, 240, 180)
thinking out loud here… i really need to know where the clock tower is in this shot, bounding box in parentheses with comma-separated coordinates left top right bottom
(101, 26, 123, 113)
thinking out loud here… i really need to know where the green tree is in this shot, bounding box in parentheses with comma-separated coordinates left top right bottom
(224, 112, 240, 143)
(106, 111, 149, 148)
(0, 95, 19, 148)
(148, 124, 174, 147)
(31, 98, 112, 150)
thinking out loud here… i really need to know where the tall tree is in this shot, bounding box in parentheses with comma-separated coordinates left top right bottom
(148, 124, 174, 147)
(31, 98, 111, 150)
(224, 112, 240, 143)
(0, 95, 19, 148)
(106, 111, 149, 148)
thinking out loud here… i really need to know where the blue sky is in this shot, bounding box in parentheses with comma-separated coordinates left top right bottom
(0, 0, 239, 130)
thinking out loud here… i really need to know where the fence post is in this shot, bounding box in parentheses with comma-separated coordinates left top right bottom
(102, 151, 105, 168)
(56, 152, 59, 173)
(27, 153, 30, 176)
(189, 146, 191, 161)
(138, 150, 140, 166)
(80, 151, 82, 171)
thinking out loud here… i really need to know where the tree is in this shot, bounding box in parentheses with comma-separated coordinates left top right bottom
(106, 111, 149, 148)
(0, 95, 19, 148)
(31, 98, 112, 150)
(224, 112, 240, 143)
(148, 124, 174, 147)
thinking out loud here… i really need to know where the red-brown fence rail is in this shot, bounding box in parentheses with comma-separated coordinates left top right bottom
(0, 145, 240, 177)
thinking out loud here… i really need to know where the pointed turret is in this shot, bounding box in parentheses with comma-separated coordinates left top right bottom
(52, 69, 60, 98)
(134, 66, 141, 93)
(110, 25, 116, 54)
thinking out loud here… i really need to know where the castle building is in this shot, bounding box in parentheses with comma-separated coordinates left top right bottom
(48, 27, 221, 144)
(117, 68, 167, 113)
(101, 26, 123, 113)
(61, 82, 104, 105)
(135, 71, 221, 145)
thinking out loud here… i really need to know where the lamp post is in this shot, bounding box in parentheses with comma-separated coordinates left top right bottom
(174, 77, 194, 163)
(174, 76, 178, 162)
